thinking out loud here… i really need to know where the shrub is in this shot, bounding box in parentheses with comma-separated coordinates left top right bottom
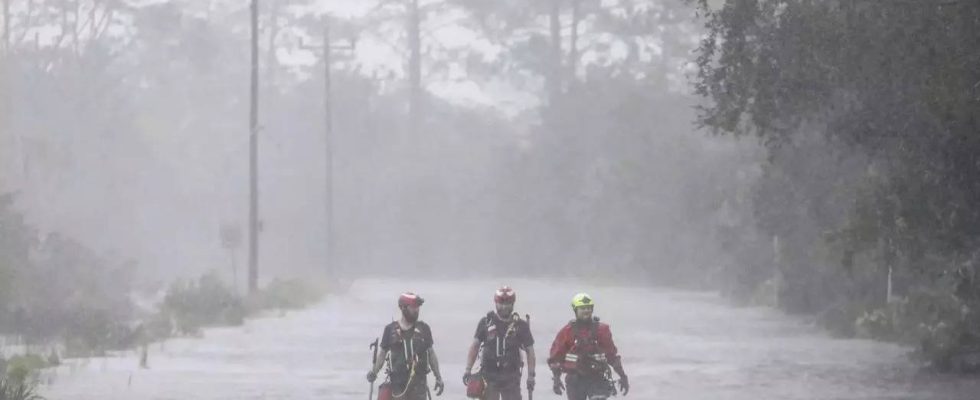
(161, 272, 244, 335)
(0, 376, 44, 400)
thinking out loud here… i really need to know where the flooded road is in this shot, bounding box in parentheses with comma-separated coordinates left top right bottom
(40, 279, 980, 399)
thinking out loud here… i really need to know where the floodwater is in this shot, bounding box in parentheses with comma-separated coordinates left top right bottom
(39, 279, 980, 399)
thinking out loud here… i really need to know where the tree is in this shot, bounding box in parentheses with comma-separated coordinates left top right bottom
(692, 0, 980, 362)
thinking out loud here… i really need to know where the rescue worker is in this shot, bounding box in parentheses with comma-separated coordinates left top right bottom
(367, 292, 446, 400)
(463, 286, 536, 399)
(548, 293, 629, 400)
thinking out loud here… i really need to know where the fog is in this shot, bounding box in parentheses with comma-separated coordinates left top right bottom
(0, 0, 749, 285)
(3, 0, 980, 398)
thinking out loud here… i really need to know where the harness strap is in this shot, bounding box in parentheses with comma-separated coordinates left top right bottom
(392, 324, 421, 398)
(484, 312, 522, 369)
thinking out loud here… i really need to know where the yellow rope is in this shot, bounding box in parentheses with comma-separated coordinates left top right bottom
(392, 357, 417, 398)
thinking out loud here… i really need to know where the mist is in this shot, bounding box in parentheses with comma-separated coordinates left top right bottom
(0, 0, 749, 285)
(2, 0, 980, 399)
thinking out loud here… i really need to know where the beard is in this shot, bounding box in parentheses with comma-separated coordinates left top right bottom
(401, 307, 419, 323)
(495, 304, 514, 319)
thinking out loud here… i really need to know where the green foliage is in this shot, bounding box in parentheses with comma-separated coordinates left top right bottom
(155, 273, 332, 337)
(693, 0, 980, 368)
(0, 194, 136, 358)
(143, 308, 176, 342)
(162, 272, 245, 336)
(4, 355, 47, 385)
(45, 351, 59, 368)
(0, 195, 34, 336)
(0, 376, 44, 400)
(815, 303, 857, 338)
(248, 278, 327, 312)
(63, 308, 141, 357)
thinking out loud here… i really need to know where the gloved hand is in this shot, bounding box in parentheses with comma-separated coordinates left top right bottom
(527, 375, 535, 392)
(618, 375, 630, 396)
(366, 370, 377, 383)
(463, 372, 472, 385)
(433, 378, 445, 396)
(552, 375, 564, 395)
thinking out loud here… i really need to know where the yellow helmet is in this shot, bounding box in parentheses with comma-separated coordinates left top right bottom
(571, 293, 595, 309)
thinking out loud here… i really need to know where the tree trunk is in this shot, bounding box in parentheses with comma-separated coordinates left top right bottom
(264, 1, 280, 93)
(407, 0, 422, 136)
(547, 0, 562, 106)
(89, 0, 98, 40)
(71, 0, 80, 56)
(2, 0, 10, 52)
(568, 0, 581, 85)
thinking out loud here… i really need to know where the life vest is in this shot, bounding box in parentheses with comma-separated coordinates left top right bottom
(562, 318, 609, 375)
(480, 311, 524, 372)
(386, 321, 430, 380)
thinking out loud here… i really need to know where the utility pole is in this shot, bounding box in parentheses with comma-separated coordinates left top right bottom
(323, 20, 336, 278)
(1, 0, 9, 189)
(308, 16, 355, 278)
(248, 0, 260, 294)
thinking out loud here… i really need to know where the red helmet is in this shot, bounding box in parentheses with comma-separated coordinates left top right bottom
(398, 292, 424, 308)
(494, 286, 516, 304)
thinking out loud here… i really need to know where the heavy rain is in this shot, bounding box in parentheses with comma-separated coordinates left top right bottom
(1, 1, 979, 399)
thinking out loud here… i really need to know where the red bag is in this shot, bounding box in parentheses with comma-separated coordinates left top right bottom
(377, 382, 393, 400)
(465, 375, 486, 398)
